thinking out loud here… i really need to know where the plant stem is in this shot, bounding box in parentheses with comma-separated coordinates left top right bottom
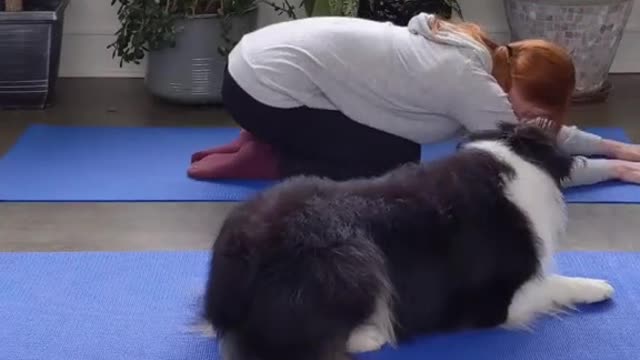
(261, 0, 298, 19)
(192, 0, 199, 15)
(204, 0, 216, 13)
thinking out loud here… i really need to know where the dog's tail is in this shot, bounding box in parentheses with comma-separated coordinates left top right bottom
(204, 216, 393, 360)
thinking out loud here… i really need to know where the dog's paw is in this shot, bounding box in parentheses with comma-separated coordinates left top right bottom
(189, 321, 217, 338)
(346, 325, 387, 353)
(567, 277, 614, 304)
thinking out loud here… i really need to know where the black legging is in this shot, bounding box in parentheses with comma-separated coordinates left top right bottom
(222, 68, 421, 180)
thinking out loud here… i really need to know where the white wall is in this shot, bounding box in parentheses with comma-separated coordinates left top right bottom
(58, 0, 640, 78)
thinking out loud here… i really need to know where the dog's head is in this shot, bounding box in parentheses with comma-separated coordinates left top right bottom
(458, 121, 574, 184)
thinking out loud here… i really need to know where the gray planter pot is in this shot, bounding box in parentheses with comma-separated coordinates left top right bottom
(145, 10, 257, 105)
(504, 0, 634, 103)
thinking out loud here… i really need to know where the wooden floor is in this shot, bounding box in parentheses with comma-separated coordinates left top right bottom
(1, 76, 640, 252)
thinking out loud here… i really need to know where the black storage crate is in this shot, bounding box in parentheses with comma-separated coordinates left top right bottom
(0, 0, 69, 109)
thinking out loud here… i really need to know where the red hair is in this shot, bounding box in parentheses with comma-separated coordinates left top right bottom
(434, 19, 576, 125)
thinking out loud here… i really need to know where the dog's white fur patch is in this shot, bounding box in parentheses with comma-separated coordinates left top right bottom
(347, 288, 396, 353)
(467, 140, 566, 269)
(190, 321, 217, 338)
(468, 140, 614, 327)
(504, 275, 614, 328)
(347, 324, 389, 353)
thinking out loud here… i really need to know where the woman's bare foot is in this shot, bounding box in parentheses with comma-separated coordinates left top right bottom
(187, 139, 280, 180)
(190, 130, 254, 163)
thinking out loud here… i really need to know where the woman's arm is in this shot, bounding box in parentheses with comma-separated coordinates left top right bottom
(557, 126, 606, 156)
(563, 156, 640, 187)
(600, 138, 640, 161)
(558, 124, 640, 161)
(558, 125, 640, 186)
(562, 157, 614, 187)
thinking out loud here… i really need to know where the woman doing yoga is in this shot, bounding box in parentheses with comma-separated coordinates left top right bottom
(189, 13, 640, 186)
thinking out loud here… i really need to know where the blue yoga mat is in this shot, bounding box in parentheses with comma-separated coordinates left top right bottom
(0, 124, 636, 202)
(0, 251, 637, 360)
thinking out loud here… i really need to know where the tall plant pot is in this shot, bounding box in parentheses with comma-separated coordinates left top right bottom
(504, 0, 634, 103)
(0, 0, 69, 109)
(145, 10, 257, 105)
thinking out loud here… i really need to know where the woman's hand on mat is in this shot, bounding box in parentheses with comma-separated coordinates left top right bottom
(612, 160, 640, 183)
(602, 139, 640, 162)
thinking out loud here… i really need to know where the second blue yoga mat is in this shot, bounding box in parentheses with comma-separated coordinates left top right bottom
(0, 124, 636, 202)
(0, 251, 638, 359)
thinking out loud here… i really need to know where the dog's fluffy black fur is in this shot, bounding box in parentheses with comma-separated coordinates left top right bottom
(203, 123, 575, 360)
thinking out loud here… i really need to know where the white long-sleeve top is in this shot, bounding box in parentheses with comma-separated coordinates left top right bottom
(228, 14, 615, 187)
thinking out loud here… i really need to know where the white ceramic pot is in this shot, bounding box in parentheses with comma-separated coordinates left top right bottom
(145, 10, 257, 105)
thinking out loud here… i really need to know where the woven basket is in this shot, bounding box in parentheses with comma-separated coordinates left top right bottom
(0, 0, 69, 109)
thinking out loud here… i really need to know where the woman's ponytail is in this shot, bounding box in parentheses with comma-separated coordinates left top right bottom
(492, 45, 513, 93)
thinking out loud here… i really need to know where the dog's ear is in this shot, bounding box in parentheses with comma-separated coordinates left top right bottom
(506, 121, 573, 183)
(497, 121, 518, 134)
(459, 122, 514, 149)
(509, 121, 558, 154)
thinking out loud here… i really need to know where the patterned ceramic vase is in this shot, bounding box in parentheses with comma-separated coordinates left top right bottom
(504, 0, 634, 103)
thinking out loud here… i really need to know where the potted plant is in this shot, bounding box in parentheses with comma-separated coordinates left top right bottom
(304, 0, 359, 16)
(0, 0, 70, 109)
(263, 0, 359, 17)
(273, 0, 463, 23)
(109, 0, 258, 105)
(358, 0, 462, 25)
(503, 0, 634, 103)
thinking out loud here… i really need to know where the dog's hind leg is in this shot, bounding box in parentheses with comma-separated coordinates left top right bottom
(505, 274, 614, 328)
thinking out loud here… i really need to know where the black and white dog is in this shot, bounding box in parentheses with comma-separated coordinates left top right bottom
(203, 122, 614, 360)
